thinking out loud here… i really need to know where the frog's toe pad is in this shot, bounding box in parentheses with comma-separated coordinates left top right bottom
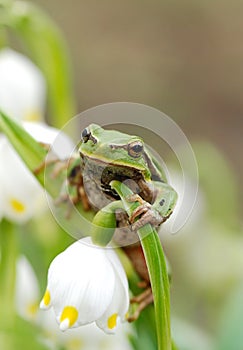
(129, 203, 151, 224)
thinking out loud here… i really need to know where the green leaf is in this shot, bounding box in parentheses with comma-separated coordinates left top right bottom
(0, 110, 47, 187)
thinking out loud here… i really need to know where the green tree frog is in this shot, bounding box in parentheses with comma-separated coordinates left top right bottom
(75, 124, 178, 243)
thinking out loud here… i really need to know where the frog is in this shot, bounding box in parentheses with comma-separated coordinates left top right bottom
(78, 123, 177, 233)
(65, 123, 177, 321)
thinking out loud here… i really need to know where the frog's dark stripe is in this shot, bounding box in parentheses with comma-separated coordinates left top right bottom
(142, 152, 164, 182)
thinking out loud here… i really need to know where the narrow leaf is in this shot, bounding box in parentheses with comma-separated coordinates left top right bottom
(0, 110, 47, 183)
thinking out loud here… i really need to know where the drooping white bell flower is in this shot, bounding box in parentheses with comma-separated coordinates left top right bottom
(0, 48, 46, 122)
(0, 123, 74, 223)
(15, 256, 40, 321)
(40, 237, 130, 334)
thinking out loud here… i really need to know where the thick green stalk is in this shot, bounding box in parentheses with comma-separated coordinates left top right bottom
(0, 220, 17, 329)
(110, 181, 172, 350)
(138, 225, 171, 349)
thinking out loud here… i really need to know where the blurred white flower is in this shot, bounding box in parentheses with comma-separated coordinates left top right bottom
(15, 256, 40, 321)
(40, 237, 130, 334)
(0, 48, 46, 122)
(0, 123, 74, 223)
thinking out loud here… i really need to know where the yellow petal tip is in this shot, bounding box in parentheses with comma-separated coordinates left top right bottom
(60, 306, 78, 329)
(107, 313, 118, 330)
(40, 290, 51, 309)
(10, 198, 25, 213)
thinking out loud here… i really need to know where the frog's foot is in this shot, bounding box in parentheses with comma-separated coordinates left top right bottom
(130, 204, 164, 231)
(78, 185, 91, 211)
(129, 202, 151, 225)
(127, 287, 153, 322)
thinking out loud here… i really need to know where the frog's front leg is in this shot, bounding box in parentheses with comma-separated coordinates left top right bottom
(129, 181, 178, 231)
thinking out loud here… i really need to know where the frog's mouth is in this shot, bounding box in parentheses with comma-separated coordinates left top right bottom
(101, 164, 143, 194)
(80, 155, 144, 198)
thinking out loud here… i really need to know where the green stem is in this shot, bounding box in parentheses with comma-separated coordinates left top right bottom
(0, 220, 17, 328)
(110, 181, 172, 350)
(138, 225, 171, 350)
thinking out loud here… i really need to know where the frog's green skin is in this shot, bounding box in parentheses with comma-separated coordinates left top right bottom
(78, 124, 177, 238)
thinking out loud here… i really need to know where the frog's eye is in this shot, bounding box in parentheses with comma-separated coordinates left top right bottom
(81, 128, 91, 143)
(128, 141, 144, 158)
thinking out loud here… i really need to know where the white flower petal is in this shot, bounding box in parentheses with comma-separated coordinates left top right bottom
(46, 239, 116, 327)
(105, 248, 130, 312)
(96, 249, 130, 334)
(0, 48, 46, 122)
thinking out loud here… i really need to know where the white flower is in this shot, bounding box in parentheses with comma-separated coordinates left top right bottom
(40, 237, 130, 334)
(15, 256, 40, 321)
(0, 123, 74, 223)
(0, 48, 46, 122)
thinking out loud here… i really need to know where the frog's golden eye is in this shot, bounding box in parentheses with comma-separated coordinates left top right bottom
(128, 141, 144, 158)
(81, 128, 91, 143)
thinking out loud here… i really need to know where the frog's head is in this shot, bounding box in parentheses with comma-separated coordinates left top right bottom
(79, 124, 152, 191)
